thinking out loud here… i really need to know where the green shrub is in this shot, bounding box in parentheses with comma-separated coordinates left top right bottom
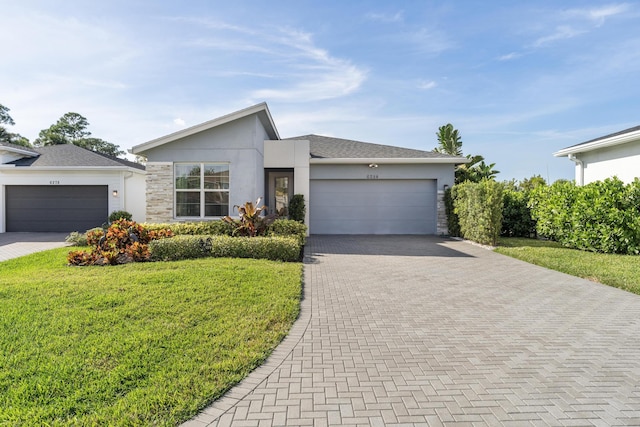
(108, 210, 132, 222)
(444, 187, 460, 237)
(530, 177, 640, 254)
(142, 220, 234, 236)
(501, 188, 536, 237)
(65, 231, 88, 246)
(289, 194, 306, 223)
(150, 235, 301, 262)
(268, 219, 307, 246)
(453, 179, 503, 246)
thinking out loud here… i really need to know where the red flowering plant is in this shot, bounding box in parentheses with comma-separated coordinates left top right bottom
(67, 219, 173, 266)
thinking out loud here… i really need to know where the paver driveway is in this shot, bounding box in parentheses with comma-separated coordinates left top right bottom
(0, 232, 68, 262)
(186, 235, 640, 426)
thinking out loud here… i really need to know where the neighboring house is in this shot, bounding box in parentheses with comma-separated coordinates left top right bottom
(131, 103, 467, 235)
(0, 142, 145, 232)
(554, 125, 640, 185)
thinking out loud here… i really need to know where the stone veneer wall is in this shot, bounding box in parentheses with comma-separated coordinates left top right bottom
(436, 190, 448, 235)
(145, 162, 173, 222)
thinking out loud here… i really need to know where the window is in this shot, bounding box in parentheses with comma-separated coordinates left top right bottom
(175, 163, 229, 218)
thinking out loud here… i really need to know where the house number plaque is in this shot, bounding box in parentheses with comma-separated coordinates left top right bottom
(49, 180, 60, 185)
(366, 174, 379, 179)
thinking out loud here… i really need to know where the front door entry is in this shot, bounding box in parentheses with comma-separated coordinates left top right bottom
(267, 171, 294, 217)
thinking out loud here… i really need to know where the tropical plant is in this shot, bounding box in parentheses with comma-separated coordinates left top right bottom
(434, 123, 463, 156)
(222, 197, 277, 237)
(68, 219, 173, 265)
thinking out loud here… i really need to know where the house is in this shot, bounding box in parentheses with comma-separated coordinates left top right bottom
(554, 125, 640, 185)
(131, 103, 466, 235)
(0, 142, 145, 232)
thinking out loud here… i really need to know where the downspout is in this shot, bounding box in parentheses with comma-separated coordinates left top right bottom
(568, 154, 584, 186)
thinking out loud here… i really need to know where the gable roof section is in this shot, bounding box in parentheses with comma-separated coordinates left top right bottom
(287, 134, 468, 163)
(0, 141, 40, 158)
(5, 144, 145, 170)
(131, 102, 279, 155)
(554, 125, 640, 157)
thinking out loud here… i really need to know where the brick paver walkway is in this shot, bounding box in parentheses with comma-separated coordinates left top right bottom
(0, 232, 69, 262)
(185, 235, 640, 426)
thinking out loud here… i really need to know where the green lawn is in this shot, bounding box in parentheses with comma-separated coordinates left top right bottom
(495, 237, 640, 294)
(0, 248, 302, 426)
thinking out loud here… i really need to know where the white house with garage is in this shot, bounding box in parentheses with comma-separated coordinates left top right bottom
(0, 143, 145, 232)
(554, 125, 640, 185)
(131, 103, 467, 235)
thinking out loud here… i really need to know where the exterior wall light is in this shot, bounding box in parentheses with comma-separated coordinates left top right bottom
(112, 190, 119, 197)
(443, 184, 449, 191)
(368, 163, 378, 168)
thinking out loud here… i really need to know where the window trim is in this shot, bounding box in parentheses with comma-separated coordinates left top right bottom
(174, 162, 230, 219)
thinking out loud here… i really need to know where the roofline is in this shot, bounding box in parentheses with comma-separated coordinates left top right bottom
(554, 127, 640, 157)
(310, 157, 470, 165)
(0, 165, 145, 173)
(0, 145, 39, 157)
(130, 102, 279, 155)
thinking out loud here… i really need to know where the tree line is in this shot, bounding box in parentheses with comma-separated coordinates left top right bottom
(0, 103, 124, 157)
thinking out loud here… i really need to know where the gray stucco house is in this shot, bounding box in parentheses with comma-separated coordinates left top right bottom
(554, 125, 640, 186)
(131, 103, 466, 235)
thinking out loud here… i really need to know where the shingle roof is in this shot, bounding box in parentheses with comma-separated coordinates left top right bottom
(0, 141, 39, 155)
(286, 134, 458, 159)
(563, 125, 640, 150)
(7, 144, 145, 170)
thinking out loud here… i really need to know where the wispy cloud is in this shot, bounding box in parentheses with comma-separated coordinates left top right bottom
(417, 80, 437, 90)
(498, 52, 522, 61)
(533, 25, 585, 47)
(365, 11, 404, 23)
(567, 3, 630, 26)
(250, 28, 368, 101)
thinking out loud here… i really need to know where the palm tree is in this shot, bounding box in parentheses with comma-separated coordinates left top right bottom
(434, 123, 463, 156)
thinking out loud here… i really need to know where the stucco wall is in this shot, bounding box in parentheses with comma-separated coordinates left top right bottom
(142, 115, 271, 221)
(579, 141, 640, 184)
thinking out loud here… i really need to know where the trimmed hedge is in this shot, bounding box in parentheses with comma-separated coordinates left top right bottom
(453, 180, 503, 246)
(444, 187, 461, 237)
(530, 177, 640, 254)
(501, 189, 536, 238)
(142, 220, 234, 236)
(149, 235, 301, 262)
(142, 219, 306, 243)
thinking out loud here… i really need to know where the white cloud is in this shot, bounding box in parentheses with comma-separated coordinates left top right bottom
(173, 118, 186, 126)
(533, 25, 585, 47)
(498, 52, 522, 61)
(569, 3, 630, 26)
(417, 80, 437, 90)
(248, 28, 368, 101)
(365, 11, 404, 23)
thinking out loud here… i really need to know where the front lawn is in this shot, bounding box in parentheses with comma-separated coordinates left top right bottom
(0, 248, 302, 426)
(495, 237, 640, 294)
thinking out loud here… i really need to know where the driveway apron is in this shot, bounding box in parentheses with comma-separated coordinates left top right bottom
(186, 235, 640, 426)
(0, 232, 69, 262)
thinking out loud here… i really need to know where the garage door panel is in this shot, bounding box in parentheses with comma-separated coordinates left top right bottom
(6, 186, 108, 232)
(310, 179, 436, 235)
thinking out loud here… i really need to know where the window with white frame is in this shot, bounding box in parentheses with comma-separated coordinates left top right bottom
(175, 163, 229, 218)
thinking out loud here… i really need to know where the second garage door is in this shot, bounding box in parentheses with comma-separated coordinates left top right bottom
(6, 185, 109, 232)
(310, 179, 437, 234)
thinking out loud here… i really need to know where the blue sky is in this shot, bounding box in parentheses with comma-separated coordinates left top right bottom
(2, 1, 639, 182)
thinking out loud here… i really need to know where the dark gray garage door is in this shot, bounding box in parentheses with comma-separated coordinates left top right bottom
(6, 185, 108, 232)
(310, 179, 437, 234)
